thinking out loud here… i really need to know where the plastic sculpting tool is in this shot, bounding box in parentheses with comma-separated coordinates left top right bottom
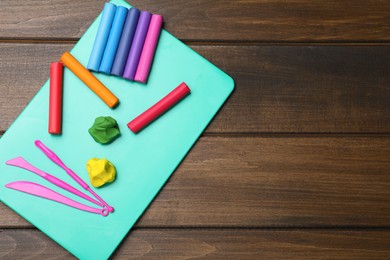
(111, 7, 140, 76)
(6, 157, 103, 208)
(5, 181, 108, 216)
(87, 2, 116, 71)
(49, 62, 63, 135)
(134, 14, 163, 83)
(128, 82, 191, 133)
(99, 6, 128, 74)
(61, 52, 119, 108)
(123, 11, 152, 80)
(34, 140, 114, 212)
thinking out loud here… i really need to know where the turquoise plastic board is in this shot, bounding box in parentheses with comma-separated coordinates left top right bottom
(0, 0, 234, 258)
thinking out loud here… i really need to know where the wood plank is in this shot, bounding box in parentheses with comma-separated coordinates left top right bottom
(1, 44, 390, 133)
(1, 0, 390, 42)
(1, 136, 389, 228)
(1, 229, 389, 259)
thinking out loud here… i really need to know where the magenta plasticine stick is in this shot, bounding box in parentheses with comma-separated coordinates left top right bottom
(134, 14, 163, 83)
(123, 11, 152, 80)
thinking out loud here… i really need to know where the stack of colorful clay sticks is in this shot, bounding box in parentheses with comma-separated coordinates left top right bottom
(87, 3, 163, 84)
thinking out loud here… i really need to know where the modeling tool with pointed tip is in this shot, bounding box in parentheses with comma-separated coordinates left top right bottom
(6, 157, 103, 208)
(5, 181, 108, 216)
(34, 140, 114, 212)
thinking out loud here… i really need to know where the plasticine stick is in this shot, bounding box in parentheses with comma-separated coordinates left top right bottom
(87, 3, 116, 72)
(127, 82, 190, 133)
(123, 11, 152, 81)
(134, 14, 163, 83)
(111, 7, 140, 76)
(61, 52, 119, 108)
(99, 6, 128, 74)
(49, 62, 63, 135)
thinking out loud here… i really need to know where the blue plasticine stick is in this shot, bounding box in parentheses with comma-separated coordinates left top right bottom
(87, 3, 116, 72)
(111, 8, 140, 76)
(99, 6, 128, 74)
(123, 11, 152, 81)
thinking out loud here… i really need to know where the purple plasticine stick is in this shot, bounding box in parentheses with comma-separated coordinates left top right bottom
(34, 140, 114, 212)
(5, 181, 108, 216)
(123, 11, 152, 81)
(134, 14, 163, 83)
(6, 157, 103, 208)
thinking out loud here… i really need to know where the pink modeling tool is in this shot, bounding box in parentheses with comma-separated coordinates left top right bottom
(5, 181, 108, 216)
(6, 157, 103, 208)
(34, 140, 114, 212)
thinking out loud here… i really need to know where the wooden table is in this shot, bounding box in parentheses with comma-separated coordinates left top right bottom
(1, 0, 390, 258)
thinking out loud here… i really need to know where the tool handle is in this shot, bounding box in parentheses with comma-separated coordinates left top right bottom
(87, 187, 114, 213)
(35, 140, 89, 189)
(34, 140, 113, 211)
(64, 167, 89, 190)
(44, 175, 102, 207)
(6, 157, 102, 207)
(5, 181, 108, 216)
(35, 140, 67, 169)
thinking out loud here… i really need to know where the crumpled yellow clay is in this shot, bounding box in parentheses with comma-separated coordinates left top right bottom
(86, 158, 116, 188)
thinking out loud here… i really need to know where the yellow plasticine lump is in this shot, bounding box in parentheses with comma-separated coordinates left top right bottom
(86, 158, 116, 188)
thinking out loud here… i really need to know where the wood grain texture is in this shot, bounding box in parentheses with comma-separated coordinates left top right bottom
(1, 229, 390, 259)
(1, 0, 390, 42)
(1, 136, 389, 228)
(1, 44, 389, 133)
(1, 0, 390, 258)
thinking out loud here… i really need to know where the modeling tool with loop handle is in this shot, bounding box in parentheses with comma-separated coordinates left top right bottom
(34, 140, 114, 212)
(5, 181, 108, 216)
(6, 157, 103, 208)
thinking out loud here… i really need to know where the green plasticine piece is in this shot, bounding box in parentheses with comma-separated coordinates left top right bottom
(0, 0, 234, 258)
(88, 116, 120, 144)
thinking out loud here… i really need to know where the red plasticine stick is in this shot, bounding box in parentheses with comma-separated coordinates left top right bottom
(128, 82, 191, 133)
(49, 62, 63, 135)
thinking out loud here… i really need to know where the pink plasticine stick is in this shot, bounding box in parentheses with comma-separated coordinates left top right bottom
(134, 14, 163, 83)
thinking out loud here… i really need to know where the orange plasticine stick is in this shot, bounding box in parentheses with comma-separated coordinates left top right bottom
(60, 52, 119, 108)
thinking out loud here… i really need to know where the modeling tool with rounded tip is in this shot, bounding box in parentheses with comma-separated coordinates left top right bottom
(34, 140, 114, 212)
(6, 156, 103, 208)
